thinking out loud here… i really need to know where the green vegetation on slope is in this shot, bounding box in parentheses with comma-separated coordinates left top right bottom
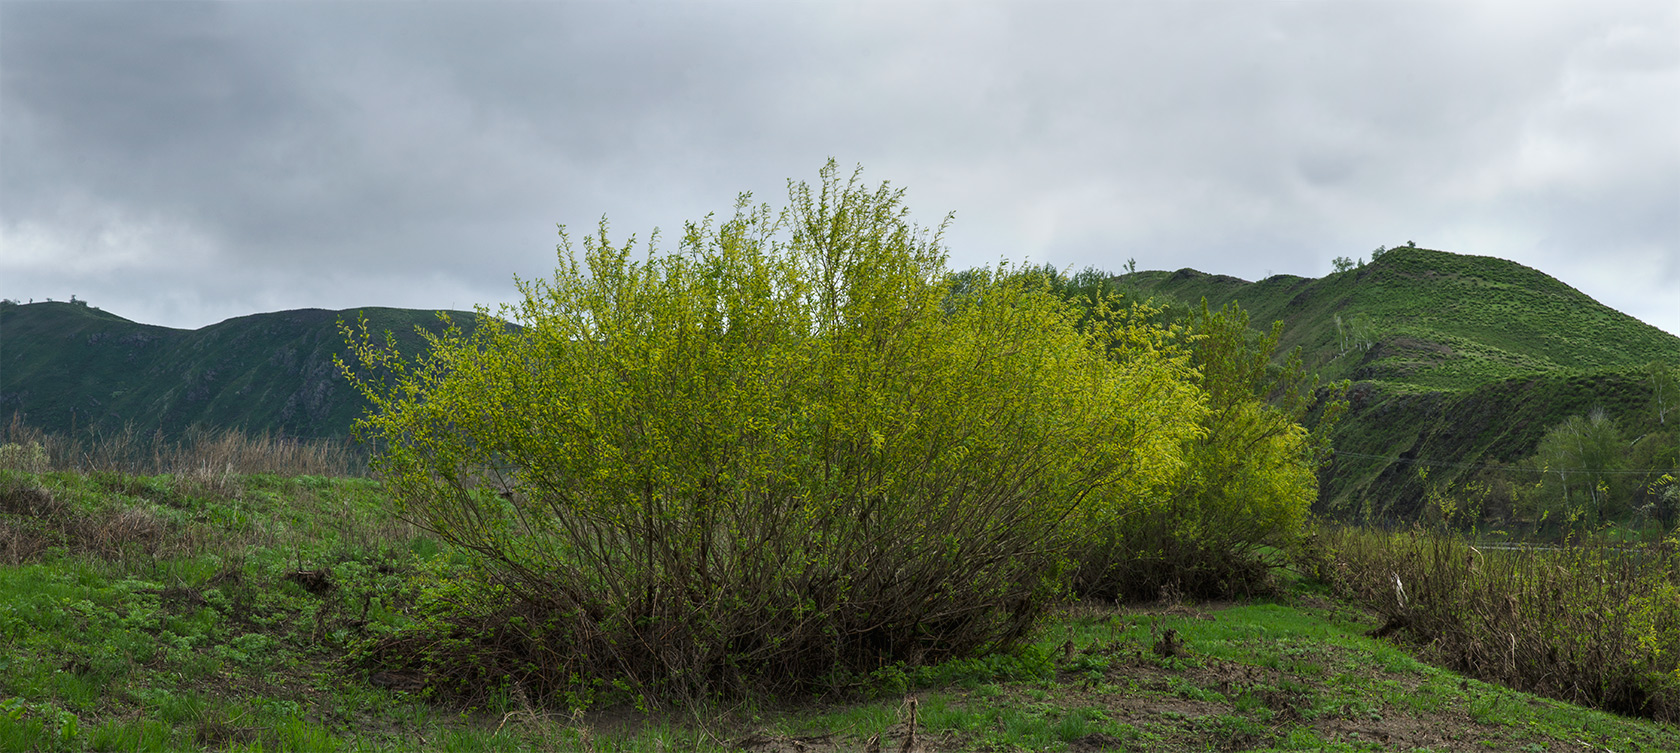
(1125, 247, 1679, 391)
(0, 300, 483, 440)
(1120, 248, 1680, 524)
(1325, 369, 1679, 525)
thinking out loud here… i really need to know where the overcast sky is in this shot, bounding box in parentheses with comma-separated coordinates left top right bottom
(3, 1, 1677, 337)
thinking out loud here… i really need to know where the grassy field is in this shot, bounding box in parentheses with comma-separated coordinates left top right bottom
(2, 466, 1676, 751)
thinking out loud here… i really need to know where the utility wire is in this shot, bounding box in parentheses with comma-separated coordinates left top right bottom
(1333, 450, 1677, 476)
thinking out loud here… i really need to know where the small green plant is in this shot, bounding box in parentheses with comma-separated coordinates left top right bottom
(0, 442, 47, 474)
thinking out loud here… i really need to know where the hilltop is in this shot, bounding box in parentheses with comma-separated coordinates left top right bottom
(1125, 247, 1677, 391)
(1123, 247, 1680, 520)
(0, 300, 482, 440)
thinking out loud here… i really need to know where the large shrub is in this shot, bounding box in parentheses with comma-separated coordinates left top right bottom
(1073, 302, 1343, 601)
(341, 162, 1201, 703)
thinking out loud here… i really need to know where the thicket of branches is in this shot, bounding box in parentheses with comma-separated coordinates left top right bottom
(1054, 296, 1345, 601)
(341, 162, 1214, 704)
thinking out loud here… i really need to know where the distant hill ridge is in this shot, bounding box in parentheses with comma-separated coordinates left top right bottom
(1123, 247, 1680, 518)
(1124, 247, 1678, 391)
(0, 301, 480, 440)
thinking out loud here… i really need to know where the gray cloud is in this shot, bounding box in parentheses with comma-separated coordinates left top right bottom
(3, 0, 1676, 335)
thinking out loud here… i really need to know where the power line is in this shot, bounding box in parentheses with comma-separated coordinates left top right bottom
(1333, 450, 1676, 476)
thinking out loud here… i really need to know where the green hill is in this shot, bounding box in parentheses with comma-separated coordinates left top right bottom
(1127, 247, 1677, 391)
(0, 301, 481, 440)
(1124, 247, 1680, 520)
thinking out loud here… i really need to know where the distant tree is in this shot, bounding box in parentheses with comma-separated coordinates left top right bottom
(1647, 361, 1679, 426)
(1334, 313, 1377, 356)
(1332, 256, 1356, 273)
(984, 263, 1157, 332)
(1371, 245, 1388, 260)
(1405, 240, 1417, 248)
(1071, 301, 1348, 600)
(1125, 257, 1138, 275)
(1535, 408, 1625, 529)
(943, 267, 990, 303)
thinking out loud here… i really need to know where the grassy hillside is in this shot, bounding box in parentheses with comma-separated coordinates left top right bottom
(0, 301, 482, 440)
(1324, 369, 1669, 520)
(1123, 248, 1680, 519)
(1126, 247, 1679, 392)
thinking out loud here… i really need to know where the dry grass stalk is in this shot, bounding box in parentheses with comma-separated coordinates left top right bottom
(1, 413, 364, 478)
(1315, 526, 1680, 722)
(899, 696, 919, 753)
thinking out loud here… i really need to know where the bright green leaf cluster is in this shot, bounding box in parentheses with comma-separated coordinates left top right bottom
(340, 161, 1205, 700)
(1069, 301, 1345, 601)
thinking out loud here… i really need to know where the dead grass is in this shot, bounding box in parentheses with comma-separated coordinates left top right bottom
(1311, 526, 1680, 723)
(1, 413, 364, 478)
(0, 473, 204, 564)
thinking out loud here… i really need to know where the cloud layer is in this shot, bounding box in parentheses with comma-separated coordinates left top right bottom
(3, 1, 1676, 335)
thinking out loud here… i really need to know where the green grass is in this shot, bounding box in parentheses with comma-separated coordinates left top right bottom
(1, 468, 1677, 751)
(757, 597, 1680, 751)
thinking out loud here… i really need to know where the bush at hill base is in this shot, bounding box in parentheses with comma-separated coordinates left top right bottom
(340, 161, 1204, 705)
(1070, 301, 1345, 601)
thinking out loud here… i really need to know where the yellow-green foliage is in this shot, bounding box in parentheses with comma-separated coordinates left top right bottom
(339, 161, 1203, 700)
(1181, 305, 1332, 555)
(1182, 399, 1317, 546)
(1074, 302, 1340, 601)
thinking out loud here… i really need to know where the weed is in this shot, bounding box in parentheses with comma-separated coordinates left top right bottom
(1314, 526, 1680, 722)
